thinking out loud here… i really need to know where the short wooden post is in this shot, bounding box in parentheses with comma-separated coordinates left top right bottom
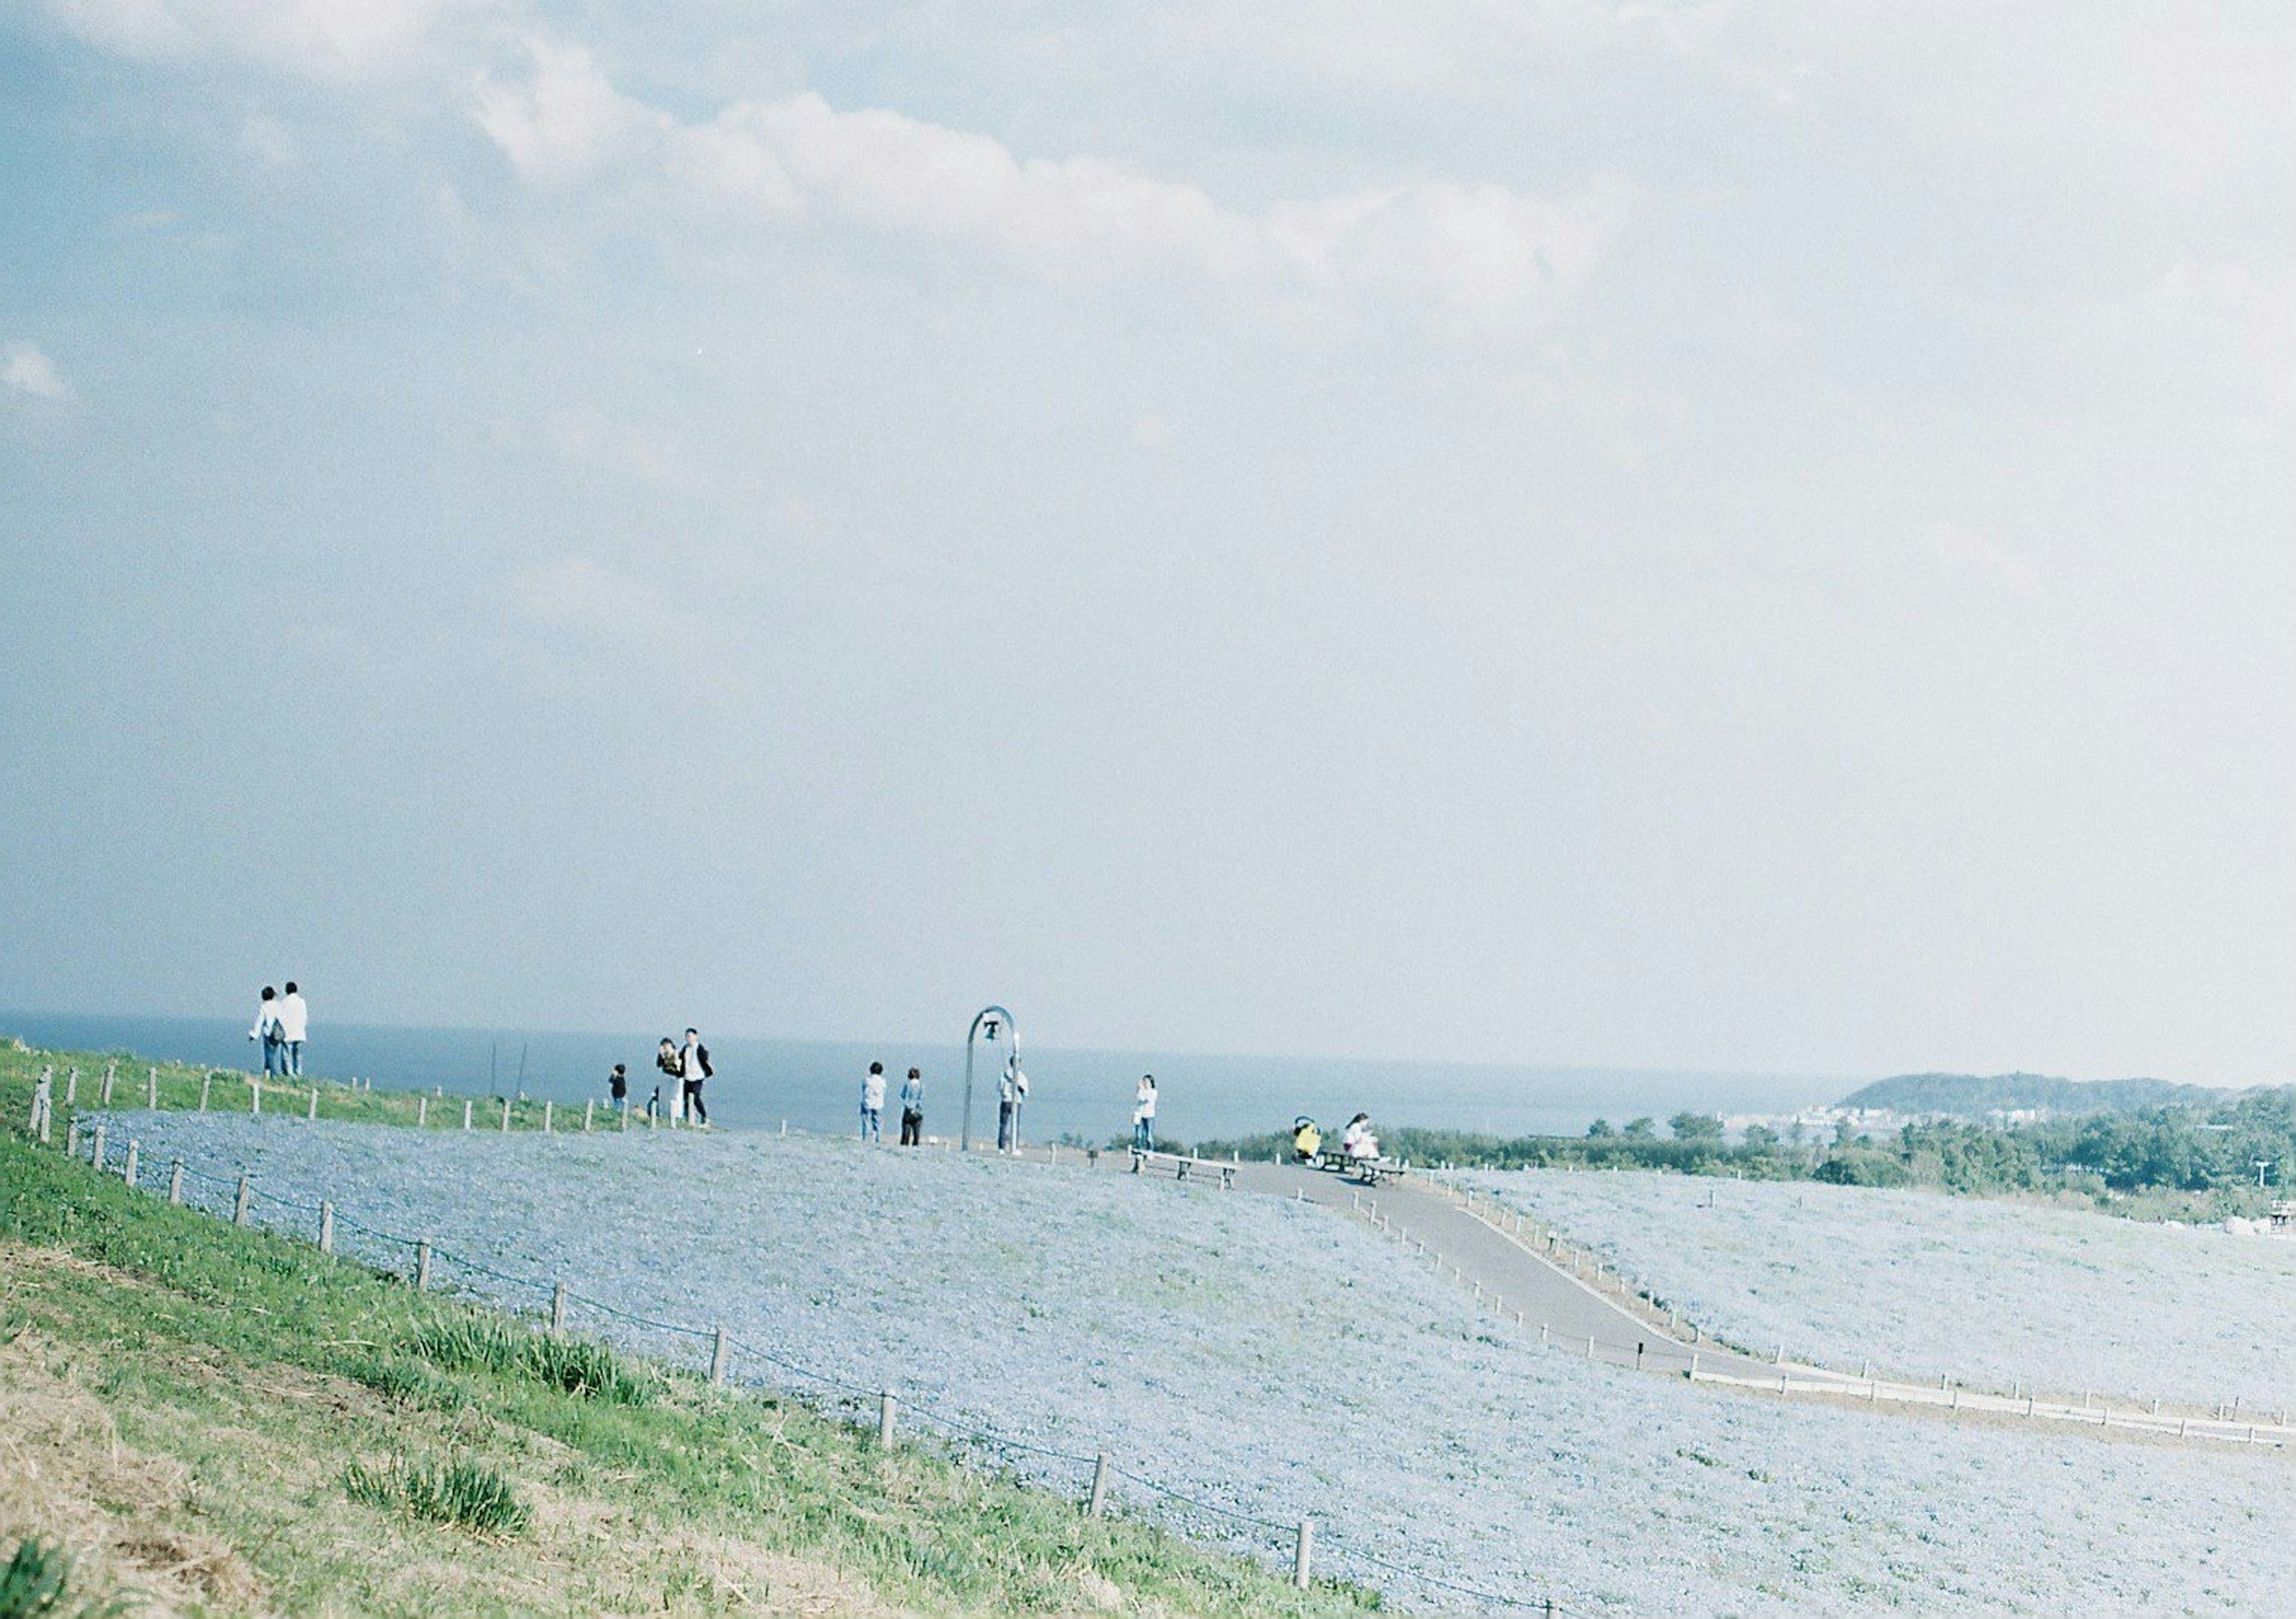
(199, 1075, 212, 1111)
(878, 1390, 897, 1448)
(501, 1098, 512, 1132)
(543, 1099, 554, 1134)
(123, 1140, 139, 1187)
(90, 1123, 106, 1171)
(102, 1062, 116, 1105)
(780, 1118, 787, 1136)
(414, 1241, 433, 1291)
(1087, 1452, 1111, 1517)
(307, 1086, 319, 1119)
(146, 1068, 158, 1108)
(319, 1200, 335, 1254)
(710, 1327, 729, 1385)
(251, 1078, 262, 1116)
(1293, 1519, 1313, 1590)
(66, 1067, 79, 1104)
(458, 1097, 471, 1129)
(583, 1100, 594, 1132)
(233, 1174, 252, 1225)
(551, 1281, 569, 1332)
(417, 1095, 429, 1127)
(168, 1160, 185, 1204)
(63, 1117, 79, 1157)
(621, 1104, 631, 1132)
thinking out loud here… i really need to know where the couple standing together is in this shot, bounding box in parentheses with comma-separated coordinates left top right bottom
(249, 983, 310, 1076)
(652, 1028, 713, 1123)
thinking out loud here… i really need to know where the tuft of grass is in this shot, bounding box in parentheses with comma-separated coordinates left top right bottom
(343, 1455, 532, 1538)
(404, 1316, 652, 1405)
(0, 1539, 127, 1619)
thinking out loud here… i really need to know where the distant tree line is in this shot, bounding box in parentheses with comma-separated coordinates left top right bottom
(1193, 1089, 2296, 1213)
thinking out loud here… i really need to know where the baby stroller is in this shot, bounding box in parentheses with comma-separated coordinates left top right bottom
(1290, 1115, 1323, 1162)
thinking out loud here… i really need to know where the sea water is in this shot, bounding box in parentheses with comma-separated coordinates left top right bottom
(4, 1010, 1851, 1147)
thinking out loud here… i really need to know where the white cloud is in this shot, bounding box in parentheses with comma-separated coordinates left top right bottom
(472, 35, 649, 187)
(40, 0, 457, 76)
(475, 51, 1626, 338)
(3, 341, 73, 401)
(240, 112, 297, 166)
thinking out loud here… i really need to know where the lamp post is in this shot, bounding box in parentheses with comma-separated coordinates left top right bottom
(960, 1006, 1017, 1154)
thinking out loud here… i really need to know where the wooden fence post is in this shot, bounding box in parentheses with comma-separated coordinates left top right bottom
(417, 1095, 428, 1127)
(583, 1100, 594, 1132)
(1293, 1520, 1313, 1590)
(878, 1391, 897, 1448)
(168, 1160, 185, 1204)
(710, 1328, 729, 1385)
(621, 1103, 631, 1132)
(123, 1140, 139, 1187)
(233, 1174, 252, 1225)
(251, 1078, 262, 1116)
(65, 1119, 80, 1158)
(102, 1063, 116, 1105)
(543, 1100, 554, 1134)
(501, 1098, 512, 1132)
(1087, 1453, 1111, 1518)
(146, 1068, 158, 1108)
(199, 1075, 212, 1111)
(551, 1281, 569, 1332)
(307, 1086, 319, 1120)
(66, 1068, 79, 1104)
(414, 1241, 433, 1291)
(463, 1098, 474, 1131)
(90, 1123, 106, 1172)
(319, 1200, 335, 1254)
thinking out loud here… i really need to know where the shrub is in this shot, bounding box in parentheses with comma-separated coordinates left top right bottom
(344, 1455, 530, 1536)
(0, 1539, 126, 1619)
(405, 1315, 651, 1404)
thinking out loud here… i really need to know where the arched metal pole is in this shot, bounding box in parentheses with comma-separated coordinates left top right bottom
(960, 1005, 1017, 1154)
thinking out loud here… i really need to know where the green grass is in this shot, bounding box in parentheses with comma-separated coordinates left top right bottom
(0, 1539, 127, 1619)
(343, 1455, 532, 1537)
(0, 1035, 1387, 1617)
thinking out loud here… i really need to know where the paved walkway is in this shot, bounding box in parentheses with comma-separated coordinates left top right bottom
(1003, 1141, 2290, 1451)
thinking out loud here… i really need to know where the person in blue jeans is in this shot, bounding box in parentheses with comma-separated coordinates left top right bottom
(860, 1061, 886, 1143)
(1132, 1074, 1157, 1151)
(248, 986, 283, 1075)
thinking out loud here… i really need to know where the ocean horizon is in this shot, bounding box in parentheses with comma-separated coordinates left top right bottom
(4, 1009, 1858, 1147)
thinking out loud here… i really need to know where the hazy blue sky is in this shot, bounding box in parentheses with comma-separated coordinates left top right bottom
(2, 1, 2288, 1085)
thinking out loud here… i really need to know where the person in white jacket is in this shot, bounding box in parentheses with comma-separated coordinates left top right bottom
(996, 1058, 1029, 1154)
(248, 986, 283, 1076)
(1132, 1074, 1158, 1152)
(274, 983, 309, 1077)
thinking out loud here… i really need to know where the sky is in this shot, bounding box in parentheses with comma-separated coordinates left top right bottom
(1, 1, 2289, 1086)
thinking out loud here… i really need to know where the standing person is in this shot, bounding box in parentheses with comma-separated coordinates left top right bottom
(248, 986, 282, 1076)
(608, 1063, 630, 1113)
(859, 1061, 887, 1143)
(1132, 1073, 1158, 1152)
(276, 982, 309, 1077)
(679, 1028, 712, 1125)
(898, 1067, 925, 1146)
(654, 1037, 683, 1122)
(996, 1057, 1029, 1154)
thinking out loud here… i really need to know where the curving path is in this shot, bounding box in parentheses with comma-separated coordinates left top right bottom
(1016, 1142, 2291, 1452)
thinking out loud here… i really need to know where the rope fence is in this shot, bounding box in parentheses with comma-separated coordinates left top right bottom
(39, 1112, 1585, 1615)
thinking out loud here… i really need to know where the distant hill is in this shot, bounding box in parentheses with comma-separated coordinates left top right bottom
(1837, 1072, 2237, 1117)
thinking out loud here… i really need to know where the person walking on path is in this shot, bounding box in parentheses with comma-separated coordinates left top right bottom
(1132, 1073, 1158, 1152)
(679, 1028, 712, 1125)
(898, 1067, 925, 1146)
(996, 1057, 1029, 1154)
(860, 1061, 887, 1143)
(608, 1063, 630, 1113)
(276, 982, 309, 1077)
(248, 986, 283, 1076)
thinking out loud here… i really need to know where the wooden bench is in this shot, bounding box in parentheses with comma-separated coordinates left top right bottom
(1315, 1147, 1402, 1185)
(1130, 1148, 1237, 1189)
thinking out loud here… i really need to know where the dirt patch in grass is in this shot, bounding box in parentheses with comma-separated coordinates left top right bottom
(0, 1324, 263, 1615)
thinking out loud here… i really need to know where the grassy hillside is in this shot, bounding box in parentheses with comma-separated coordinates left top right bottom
(0, 1040, 1378, 1618)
